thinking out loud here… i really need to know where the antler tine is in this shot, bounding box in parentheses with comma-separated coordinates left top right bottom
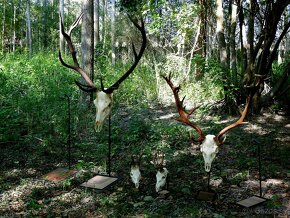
(59, 13, 97, 92)
(162, 74, 205, 142)
(68, 13, 83, 36)
(104, 15, 147, 94)
(215, 76, 264, 145)
(153, 150, 164, 169)
(214, 95, 251, 145)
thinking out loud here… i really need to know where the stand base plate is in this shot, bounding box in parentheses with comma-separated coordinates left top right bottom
(237, 196, 267, 208)
(42, 168, 77, 182)
(196, 191, 216, 201)
(81, 174, 120, 190)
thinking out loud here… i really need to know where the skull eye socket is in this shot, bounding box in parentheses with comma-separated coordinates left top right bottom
(102, 105, 111, 113)
(162, 175, 166, 179)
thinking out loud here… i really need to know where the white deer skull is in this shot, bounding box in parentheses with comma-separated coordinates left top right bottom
(156, 168, 168, 192)
(59, 14, 147, 132)
(130, 154, 142, 189)
(130, 166, 141, 188)
(200, 135, 219, 172)
(153, 151, 168, 192)
(163, 74, 255, 173)
(94, 91, 113, 132)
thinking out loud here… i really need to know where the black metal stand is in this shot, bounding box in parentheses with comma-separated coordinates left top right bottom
(41, 95, 77, 182)
(81, 113, 120, 191)
(66, 94, 71, 170)
(236, 141, 267, 207)
(108, 114, 111, 176)
(196, 171, 217, 201)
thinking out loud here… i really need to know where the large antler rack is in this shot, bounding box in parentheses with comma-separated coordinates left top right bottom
(162, 73, 205, 143)
(59, 13, 97, 92)
(104, 15, 147, 94)
(59, 13, 147, 94)
(214, 74, 265, 145)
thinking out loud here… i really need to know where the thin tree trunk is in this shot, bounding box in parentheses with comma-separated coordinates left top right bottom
(1, 0, 6, 53)
(101, 0, 106, 46)
(216, 0, 237, 114)
(59, 0, 65, 53)
(42, 0, 48, 50)
(230, 0, 237, 83)
(111, 0, 116, 65)
(238, 0, 247, 73)
(26, 0, 32, 59)
(194, 0, 207, 80)
(94, 0, 100, 46)
(13, 3, 17, 52)
(216, 0, 227, 67)
(81, 0, 94, 104)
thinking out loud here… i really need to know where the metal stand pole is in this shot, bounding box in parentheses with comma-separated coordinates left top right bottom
(207, 171, 211, 191)
(108, 114, 111, 176)
(66, 94, 71, 170)
(258, 142, 262, 197)
(236, 139, 267, 207)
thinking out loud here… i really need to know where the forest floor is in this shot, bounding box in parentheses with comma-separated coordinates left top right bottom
(0, 105, 290, 217)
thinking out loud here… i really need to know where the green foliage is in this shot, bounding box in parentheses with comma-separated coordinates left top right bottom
(266, 195, 283, 209)
(232, 170, 249, 185)
(145, 0, 199, 43)
(75, 160, 95, 171)
(0, 53, 79, 166)
(119, 0, 146, 15)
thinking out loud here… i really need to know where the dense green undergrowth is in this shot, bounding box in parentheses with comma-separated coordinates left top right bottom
(0, 52, 222, 167)
(0, 53, 289, 217)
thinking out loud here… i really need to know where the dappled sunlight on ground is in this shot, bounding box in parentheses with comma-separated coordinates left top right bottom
(1, 107, 289, 217)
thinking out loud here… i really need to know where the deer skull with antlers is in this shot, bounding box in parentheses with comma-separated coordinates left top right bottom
(130, 154, 142, 189)
(153, 150, 168, 192)
(163, 74, 258, 172)
(59, 13, 146, 131)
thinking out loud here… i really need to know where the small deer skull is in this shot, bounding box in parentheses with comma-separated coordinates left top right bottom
(94, 91, 113, 132)
(155, 168, 168, 192)
(153, 151, 168, 192)
(130, 154, 142, 189)
(200, 135, 219, 172)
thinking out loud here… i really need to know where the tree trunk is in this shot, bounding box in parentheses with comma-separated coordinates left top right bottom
(101, 0, 106, 47)
(59, 0, 65, 53)
(1, 0, 6, 53)
(229, 0, 237, 83)
(42, 0, 48, 50)
(261, 62, 290, 107)
(94, 0, 100, 46)
(216, 0, 227, 67)
(111, 0, 116, 65)
(194, 0, 207, 80)
(216, 0, 236, 114)
(12, 3, 17, 52)
(237, 0, 247, 74)
(81, 0, 94, 105)
(252, 0, 290, 113)
(26, 0, 32, 59)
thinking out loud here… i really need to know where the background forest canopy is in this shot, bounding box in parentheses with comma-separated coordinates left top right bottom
(0, 0, 290, 146)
